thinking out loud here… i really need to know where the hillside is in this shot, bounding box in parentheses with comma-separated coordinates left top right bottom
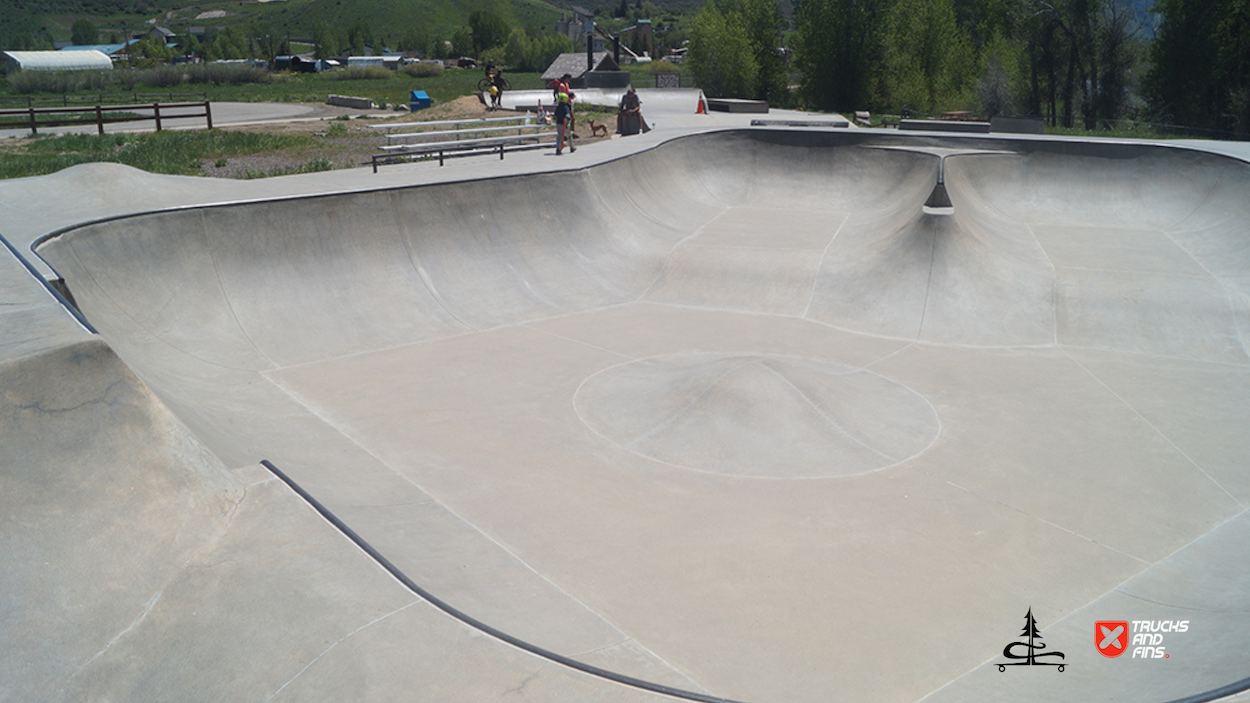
(0, 0, 567, 49)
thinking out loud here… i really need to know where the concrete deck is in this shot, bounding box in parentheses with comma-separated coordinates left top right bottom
(2, 99, 1249, 703)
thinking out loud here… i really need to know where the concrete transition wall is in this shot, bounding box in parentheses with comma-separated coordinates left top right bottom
(18, 130, 1250, 703)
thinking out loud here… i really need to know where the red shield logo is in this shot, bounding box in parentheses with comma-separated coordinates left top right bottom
(1096, 621, 1129, 658)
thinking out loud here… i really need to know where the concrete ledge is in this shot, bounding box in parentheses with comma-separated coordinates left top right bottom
(899, 119, 991, 133)
(707, 98, 769, 114)
(327, 94, 377, 110)
(751, 119, 849, 128)
(991, 115, 1045, 134)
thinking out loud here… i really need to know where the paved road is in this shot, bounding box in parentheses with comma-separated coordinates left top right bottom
(3, 120, 1249, 703)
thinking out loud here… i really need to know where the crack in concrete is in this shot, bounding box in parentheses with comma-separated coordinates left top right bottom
(66, 483, 246, 683)
(2, 378, 126, 416)
(262, 601, 419, 702)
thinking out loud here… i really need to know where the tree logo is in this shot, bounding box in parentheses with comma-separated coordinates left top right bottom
(1096, 621, 1130, 658)
(997, 608, 1066, 672)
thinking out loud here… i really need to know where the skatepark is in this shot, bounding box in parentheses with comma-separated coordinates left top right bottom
(3, 95, 1250, 702)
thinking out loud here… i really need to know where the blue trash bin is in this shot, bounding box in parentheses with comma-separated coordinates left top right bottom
(410, 90, 431, 112)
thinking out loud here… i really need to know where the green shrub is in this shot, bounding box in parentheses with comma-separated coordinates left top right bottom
(325, 66, 392, 81)
(179, 63, 272, 86)
(644, 60, 682, 74)
(4, 63, 271, 96)
(402, 62, 444, 78)
(7, 70, 93, 94)
(139, 65, 185, 88)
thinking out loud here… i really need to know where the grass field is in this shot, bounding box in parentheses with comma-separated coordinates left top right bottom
(0, 129, 321, 180)
(0, 68, 551, 111)
(0, 66, 632, 180)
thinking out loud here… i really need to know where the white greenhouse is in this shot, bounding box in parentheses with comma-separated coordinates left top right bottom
(3, 50, 113, 73)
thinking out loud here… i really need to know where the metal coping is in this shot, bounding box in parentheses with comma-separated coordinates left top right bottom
(259, 459, 745, 703)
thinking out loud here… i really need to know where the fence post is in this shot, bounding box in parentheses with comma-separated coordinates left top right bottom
(28, 107, 36, 135)
(96, 105, 104, 135)
(204, 101, 213, 130)
(153, 103, 162, 131)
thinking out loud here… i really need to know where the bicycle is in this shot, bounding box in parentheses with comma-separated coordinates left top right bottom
(477, 76, 511, 92)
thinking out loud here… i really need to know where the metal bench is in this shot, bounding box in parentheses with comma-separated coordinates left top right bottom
(380, 122, 552, 145)
(371, 132, 560, 171)
(370, 114, 561, 171)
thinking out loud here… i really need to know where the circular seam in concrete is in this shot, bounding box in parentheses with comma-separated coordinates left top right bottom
(573, 352, 941, 479)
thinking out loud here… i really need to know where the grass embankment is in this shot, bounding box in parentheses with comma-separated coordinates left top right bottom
(0, 130, 324, 179)
(0, 63, 678, 179)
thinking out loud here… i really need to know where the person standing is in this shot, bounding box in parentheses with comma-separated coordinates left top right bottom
(490, 68, 506, 110)
(554, 90, 576, 155)
(552, 73, 573, 101)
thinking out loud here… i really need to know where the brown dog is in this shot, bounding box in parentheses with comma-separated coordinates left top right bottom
(588, 120, 609, 137)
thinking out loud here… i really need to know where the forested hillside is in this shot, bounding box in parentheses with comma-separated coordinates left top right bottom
(2, 0, 1245, 136)
(0, 0, 564, 50)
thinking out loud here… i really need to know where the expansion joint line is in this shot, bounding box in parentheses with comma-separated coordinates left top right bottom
(259, 459, 745, 703)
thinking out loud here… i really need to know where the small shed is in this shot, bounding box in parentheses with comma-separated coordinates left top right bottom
(150, 26, 178, 46)
(275, 54, 319, 73)
(3, 50, 113, 73)
(541, 51, 623, 89)
(409, 90, 431, 112)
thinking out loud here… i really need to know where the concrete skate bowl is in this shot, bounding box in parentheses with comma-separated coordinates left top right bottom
(34, 130, 1250, 703)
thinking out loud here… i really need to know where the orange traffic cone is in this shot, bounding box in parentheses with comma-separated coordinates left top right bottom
(696, 91, 707, 114)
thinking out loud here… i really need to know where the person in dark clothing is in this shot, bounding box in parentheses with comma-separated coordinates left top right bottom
(617, 87, 650, 135)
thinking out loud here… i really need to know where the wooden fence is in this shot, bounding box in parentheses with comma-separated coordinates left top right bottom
(0, 101, 213, 136)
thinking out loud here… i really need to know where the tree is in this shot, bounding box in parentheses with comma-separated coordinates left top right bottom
(207, 26, 248, 60)
(881, 0, 976, 113)
(1146, 0, 1249, 134)
(313, 21, 340, 59)
(531, 33, 575, 71)
(249, 20, 278, 62)
(793, 0, 883, 112)
(686, 0, 784, 101)
(71, 19, 98, 46)
(732, 0, 789, 103)
(451, 29, 473, 58)
(468, 10, 511, 55)
(687, 2, 759, 98)
(347, 20, 372, 56)
(504, 29, 530, 68)
(977, 31, 1027, 116)
(1215, 0, 1250, 133)
(398, 27, 429, 55)
(180, 33, 203, 60)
